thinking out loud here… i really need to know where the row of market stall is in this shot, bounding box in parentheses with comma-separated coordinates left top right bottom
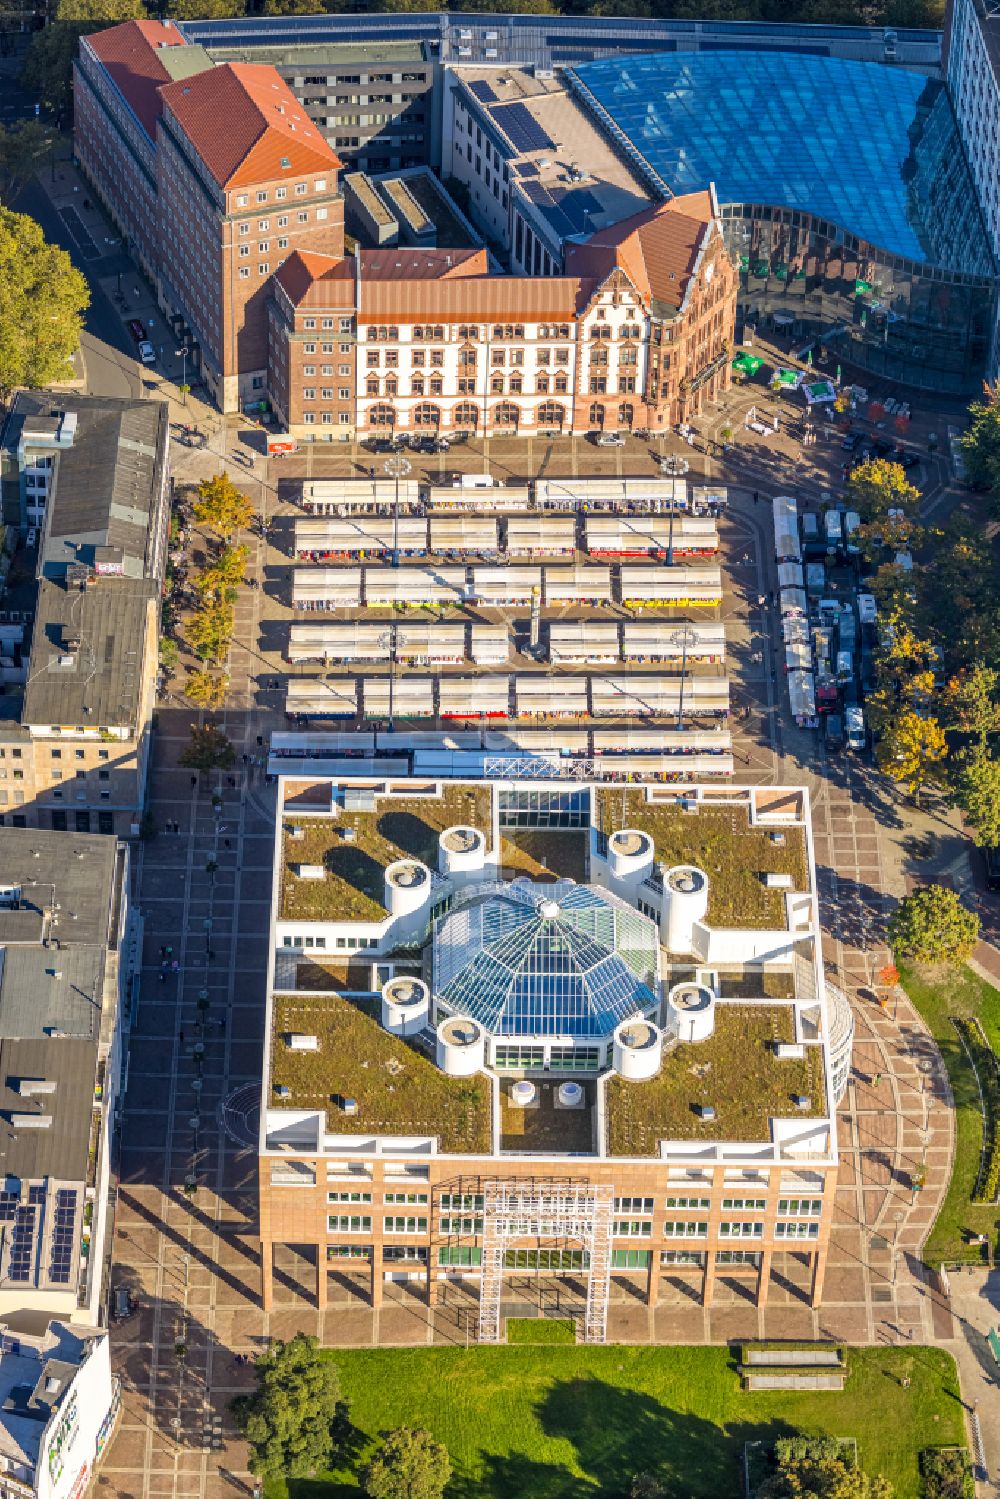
(286, 619, 727, 668)
(298, 475, 727, 517)
(773, 494, 819, 727)
(285, 673, 731, 722)
(290, 564, 724, 611)
(291, 512, 720, 563)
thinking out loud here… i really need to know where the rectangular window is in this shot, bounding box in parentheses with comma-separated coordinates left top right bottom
(614, 1220, 652, 1238)
(718, 1222, 764, 1239)
(775, 1221, 820, 1239)
(663, 1221, 708, 1238)
(327, 1191, 372, 1204)
(239, 268, 250, 280)
(384, 1216, 427, 1234)
(721, 1198, 767, 1211)
(615, 1198, 653, 1215)
(383, 1192, 428, 1205)
(777, 1199, 824, 1217)
(665, 1197, 710, 1210)
(439, 1216, 482, 1235)
(327, 1215, 371, 1234)
(439, 1193, 484, 1211)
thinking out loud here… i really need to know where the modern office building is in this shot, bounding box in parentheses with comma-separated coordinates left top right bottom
(0, 827, 136, 1327)
(268, 190, 736, 440)
(0, 1317, 116, 1499)
(0, 393, 170, 835)
(567, 50, 997, 394)
(259, 775, 853, 1330)
(945, 0, 1000, 377)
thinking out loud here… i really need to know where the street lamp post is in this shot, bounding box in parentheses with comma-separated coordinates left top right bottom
(669, 625, 698, 730)
(383, 453, 412, 568)
(377, 625, 397, 734)
(175, 347, 189, 405)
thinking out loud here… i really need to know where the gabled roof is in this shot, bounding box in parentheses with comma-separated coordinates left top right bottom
(274, 247, 490, 310)
(159, 63, 340, 189)
(84, 19, 190, 139)
(566, 191, 717, 314)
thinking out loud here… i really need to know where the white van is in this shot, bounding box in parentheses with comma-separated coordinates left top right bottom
(845, 705, 866, 750)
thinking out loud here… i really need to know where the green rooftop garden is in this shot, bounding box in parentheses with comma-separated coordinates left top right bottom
(605, 1004, 826, 1153)
(270, 992, 492, 1153)
(597, 792, 809, 929)
(280, 784, 493, 922)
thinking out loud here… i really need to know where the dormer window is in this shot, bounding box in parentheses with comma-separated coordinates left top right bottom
(280, 156, 291, 169)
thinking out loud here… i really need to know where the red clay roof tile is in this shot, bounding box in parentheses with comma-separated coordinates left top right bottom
(84, 19, 186, 140)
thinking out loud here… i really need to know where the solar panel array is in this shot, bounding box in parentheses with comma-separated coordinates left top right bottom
(49, 1190, 77, 1285)
(0, 1191, 17, 1223)
(491, 101, 555, 153)
(516, 161, 540, 178)
(468, 78, 497, 104)
(9, 1206, 36, 1283)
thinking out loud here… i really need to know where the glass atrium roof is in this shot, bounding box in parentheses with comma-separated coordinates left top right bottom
(433, 881, 659, 1039)
(571, 52, 995, 275)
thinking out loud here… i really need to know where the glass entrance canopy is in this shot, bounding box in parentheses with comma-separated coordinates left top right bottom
(433, 880, 659, 1038)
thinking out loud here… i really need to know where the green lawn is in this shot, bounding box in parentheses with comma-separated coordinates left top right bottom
(900, 963, 1000, 1264)
(506, 1318, 576, 1345)
(269, 1344, 964, 1499)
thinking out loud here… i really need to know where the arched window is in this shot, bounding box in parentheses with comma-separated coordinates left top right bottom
(369, 404, 395, 427)
(411, 377, 425, 397)
(453, 402, 479, 429)
(537, 401, 565, 429)
(618, 402, 634, 429)
(493, 402, 519, 429)
(413, 403, 441, 428)
(589, 403, 606, 429)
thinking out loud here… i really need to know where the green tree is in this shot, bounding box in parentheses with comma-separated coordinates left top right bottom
(761, 1448, 893, 1499)
(186, 598, 233, 663)
(942, 664, 1000, 749)
(630, 1477, 666, 1499)
(231, 1333, 344, 1480)
(185, 670, 228, 710)
(159, 636, 179, 671)
(887, 884, 980, 966)
(0, 121, 55, 206)
(961, 385, 1000, 495)
(180, 723, 235, 772)
(952, 754, 1000, 847)
(919, 1446, 974, 1499)
(362, 1428, 451, 1499)
(0, 208, 89, 395)
(22, 0, 146, 117)
(194, 543, 249, 598)
(193, 472, 256, 540)
(874, 707, 947, 801)
(165, 0, 243, 17)
(845, 457, 921, 520)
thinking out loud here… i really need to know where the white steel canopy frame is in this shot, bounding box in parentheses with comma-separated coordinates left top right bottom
(478, 1181, 615, 1344)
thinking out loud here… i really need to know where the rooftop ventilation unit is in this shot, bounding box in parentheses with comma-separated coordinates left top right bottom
(287, 1034, 319, 1051)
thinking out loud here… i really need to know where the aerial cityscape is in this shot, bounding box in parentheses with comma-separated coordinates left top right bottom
(0, 0, 999, 1496)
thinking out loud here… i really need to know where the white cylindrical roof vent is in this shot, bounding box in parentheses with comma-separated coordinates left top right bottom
(607, 828, 655, 897)
(612, 1016, 663, 1081)
(510, 1079, 536, 1108)
(384, 858, 432, 937)
(661, 864, 709, 954)
(381, 975, 430, 1037)
(438, 824, 487, 880)
(557, 1080, 584, 1108)
(666, 981, 716, 1044)
(435, 1015, 486, 1076)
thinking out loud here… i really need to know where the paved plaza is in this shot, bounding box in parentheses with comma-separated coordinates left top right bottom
(91, 445, 992, 1499)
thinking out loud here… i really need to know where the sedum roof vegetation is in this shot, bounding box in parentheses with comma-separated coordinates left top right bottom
(605, 1004, 826, 1153)
(596, 792, 808, 929)
(280, 783, 493, 922)
(271, 992, 492, 1154)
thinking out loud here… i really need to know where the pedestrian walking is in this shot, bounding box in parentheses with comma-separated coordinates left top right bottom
(179, 1029, 185, 1044)
(224, 838, 231, 849)
(160, 945, 167, 959)
(166, 944, 173, 957)
(171, 959, 179, 973)
(190, 775, 197, 787)
(753, 490, 759, 504)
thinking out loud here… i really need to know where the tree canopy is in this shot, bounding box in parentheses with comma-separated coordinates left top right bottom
(952, 755, 1000, 848)
(22, 0, 146, 117)
(193, 473, 256, 539)
(962, 385, 1000, 498)
(844, 457, 921, 520)
(179, 723, 235, 772)
(361, 1428, 452, 1499)
(761, 1439, 894, 1499)
(0, 121, 56, 205)
(231, 1333, 345, 1480)
(887, 885, 980, 967)
(0, 208, 89, 396)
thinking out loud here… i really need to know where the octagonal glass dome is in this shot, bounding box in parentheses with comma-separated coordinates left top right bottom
(433, 880, 659, 1039)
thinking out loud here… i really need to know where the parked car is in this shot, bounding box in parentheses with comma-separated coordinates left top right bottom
(985, 846, 1000, 892)
(595, 432, 626, 447)
(824, 713, 844, 750)
(138, 340, 156, 366)
(126, 318, 146, 343)
(846, 705, 866, 751)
